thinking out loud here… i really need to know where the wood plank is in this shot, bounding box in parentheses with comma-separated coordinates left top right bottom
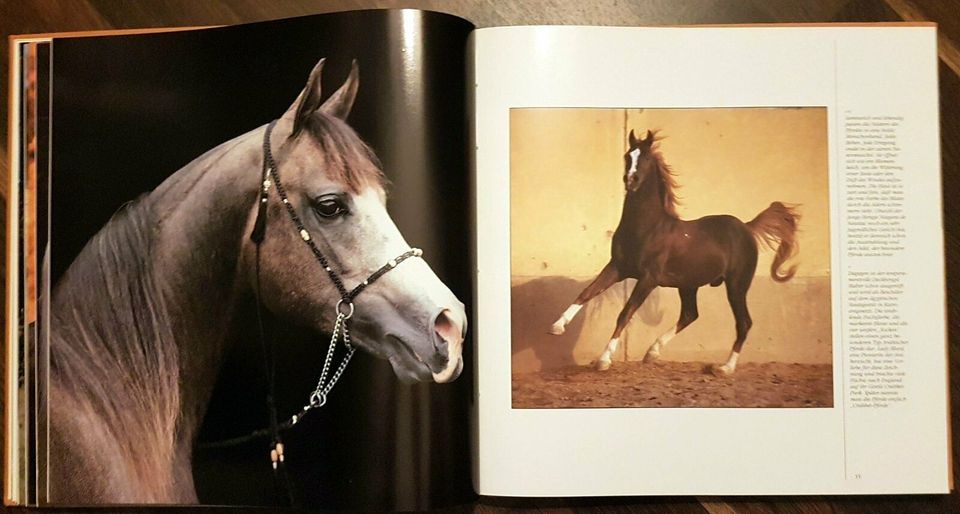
(912, 0, 960, 45)
(884, 0, 960, 76)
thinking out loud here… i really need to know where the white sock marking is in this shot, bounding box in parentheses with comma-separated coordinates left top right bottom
(599, 337, 620, 362)
(561, 304, 582, 323)
(722, 350, 740, 372)
(551, 304, 582, 335)
(647, 326, 677, 356)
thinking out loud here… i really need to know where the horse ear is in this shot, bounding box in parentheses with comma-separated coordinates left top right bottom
(644, 130, 655, 145)
(320, 60, 359, 120)
(628, 129, 638, 147)
(283, 58, 326, 136)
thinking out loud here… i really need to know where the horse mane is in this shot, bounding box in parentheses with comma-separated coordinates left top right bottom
(303, 113, 386, 192)
(47, 114, 384, 499)
(647, 131, 681, 218)
(50, 196, 182, 497)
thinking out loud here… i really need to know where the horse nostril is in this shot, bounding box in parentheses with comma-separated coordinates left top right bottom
(430, 309, 465, 382)
(433, 309, 462, 355)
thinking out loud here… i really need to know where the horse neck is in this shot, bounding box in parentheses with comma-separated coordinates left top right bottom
(48, 128, 262, 500)
(619, 177, 671, 232)
(149, 129, 262, 428)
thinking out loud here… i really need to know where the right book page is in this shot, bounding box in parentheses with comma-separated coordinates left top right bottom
(472, 24, 948, 496)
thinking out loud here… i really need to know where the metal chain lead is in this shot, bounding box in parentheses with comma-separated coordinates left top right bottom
(305, 312, 355, 411)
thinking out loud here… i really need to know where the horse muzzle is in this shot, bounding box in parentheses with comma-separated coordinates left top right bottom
(377, 303, 466, 384)
(428, 309, 465, 383)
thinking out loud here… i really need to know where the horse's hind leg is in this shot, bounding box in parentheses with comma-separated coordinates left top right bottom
(713, 283, 753, 376)
(550, 261, 620, 335)
(643, 287, 699, 364)
(596, 279, 655, 370)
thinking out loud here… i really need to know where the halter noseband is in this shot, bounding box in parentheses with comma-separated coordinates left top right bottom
(250, 119, 422, 471)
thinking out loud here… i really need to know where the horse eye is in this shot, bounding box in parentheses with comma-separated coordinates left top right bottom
(313, 196, 347, 218)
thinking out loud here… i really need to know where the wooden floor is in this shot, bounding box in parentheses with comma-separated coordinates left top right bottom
(2, 0, 959, 512)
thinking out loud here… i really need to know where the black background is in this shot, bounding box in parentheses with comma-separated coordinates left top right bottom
(51, 10, 473, 510)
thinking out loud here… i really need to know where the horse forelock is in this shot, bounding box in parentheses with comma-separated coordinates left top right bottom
(301, 113, 386, 194)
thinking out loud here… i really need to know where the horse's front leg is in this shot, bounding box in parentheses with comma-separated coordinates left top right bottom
(597, 279, 656, 371)
(550, 261, 620, 335)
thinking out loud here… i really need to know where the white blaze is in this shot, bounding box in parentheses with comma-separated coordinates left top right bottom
(627, 147, 641, 177)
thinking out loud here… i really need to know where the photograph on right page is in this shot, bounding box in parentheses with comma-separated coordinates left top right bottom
(510, 107, 832, 408)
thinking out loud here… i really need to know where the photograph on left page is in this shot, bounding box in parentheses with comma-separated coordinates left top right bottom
(12, 10, 473, 509)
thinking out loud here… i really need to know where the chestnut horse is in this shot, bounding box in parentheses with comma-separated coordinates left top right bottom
(550, 129, 798, 375)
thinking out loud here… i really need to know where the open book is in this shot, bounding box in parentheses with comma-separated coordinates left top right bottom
(6, 9, 949, 509)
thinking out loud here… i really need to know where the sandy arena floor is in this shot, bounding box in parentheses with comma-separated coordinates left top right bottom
(512, 360, 833, 408)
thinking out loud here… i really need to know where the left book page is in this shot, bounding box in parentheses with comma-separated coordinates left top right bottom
(6, 10, 474, 510)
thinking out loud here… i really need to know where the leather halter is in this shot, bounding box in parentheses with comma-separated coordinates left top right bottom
(249, 119, 422, 474)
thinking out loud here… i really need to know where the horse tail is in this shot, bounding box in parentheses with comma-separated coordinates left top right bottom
(746, 201, 800, 283)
